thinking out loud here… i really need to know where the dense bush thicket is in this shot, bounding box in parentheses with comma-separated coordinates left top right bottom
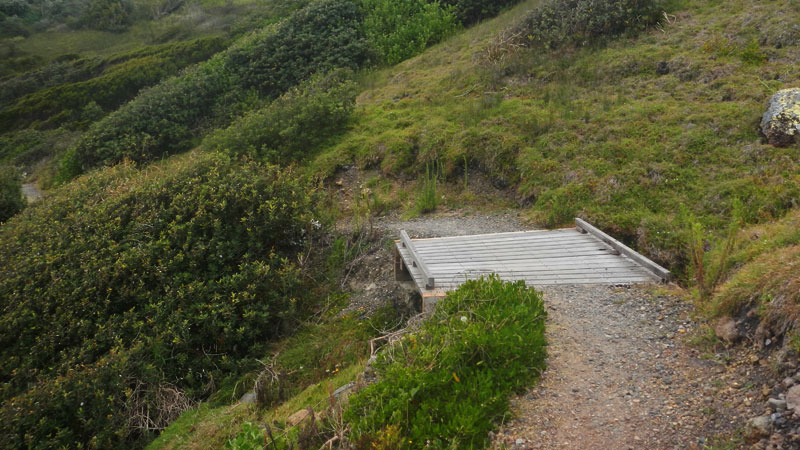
(442, 0, 521, 25)
(0, 128, 81, 172)
(0, 165, 24, 222)
(61, 54, 234, 180)
(0, 152, 321, 448)
(230, 0, 370, 94)
(204, 70, 359, 163)
(359, 0, 457, 65)
(0, 37, 227, 131)
(505, 0, 665, 50)
(346, 276, 547, 447)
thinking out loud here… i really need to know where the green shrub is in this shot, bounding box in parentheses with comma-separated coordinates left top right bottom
(346, 276, 547, 447)
(0, 37, 227, 131)
(0, 165, 24, 222)
(503, 0, 666, 52)
(204, 69, 359, 163)
(359, 0, 458, 65)
(230, 0, 372, 96)
(0, 151, 321, 448)
(63, 53, 235, 176)
(441, 0, 521, 26)
(79, 0, 133, 31)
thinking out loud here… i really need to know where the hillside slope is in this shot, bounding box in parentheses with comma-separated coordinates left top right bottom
(311, 0, 799, 275)
(1, 0, 799, 447)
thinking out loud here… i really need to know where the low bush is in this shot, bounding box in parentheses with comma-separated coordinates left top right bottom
(0, 151, 322, 448)
(204, 69, 359, 164)
(346, 276, 547, 447)
(78, 0, 134, 31)
(490, 0, 666, 58)
(359, 0, 457, 65)
(0, 165, 24, 222)
(61, 54, 235, 179)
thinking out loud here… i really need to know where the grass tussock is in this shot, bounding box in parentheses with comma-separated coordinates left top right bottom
(708, 210, 800, 334)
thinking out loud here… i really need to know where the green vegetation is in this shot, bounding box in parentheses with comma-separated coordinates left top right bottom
(61, 0, 371, 178)
(0, 36, 227, 131)
(2, 0, 800, 447)
(502, 0, 667, 51)
(347, 276, 547, 447)
(0, 152, 322, 448)
(230, 0, 370, 95)
(359, 0, 457, 65)
(0, 165, 24, 222)
(706, 209, 800, 325)
(414, 162, 441, 215)
(311, 0, 799, 275)
(148, 304, 404, 449)
(203, 69, 359, 164)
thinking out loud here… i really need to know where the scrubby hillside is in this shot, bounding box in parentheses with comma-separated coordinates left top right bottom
(1, 0, 799, 447)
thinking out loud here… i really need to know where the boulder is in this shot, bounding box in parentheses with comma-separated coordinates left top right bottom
(785, 384, 800, 414)
(713, 316, 739, 343)
(745, 415, 773, 440)
(239, 390, 256, 404)
(761, 88, 800, 147)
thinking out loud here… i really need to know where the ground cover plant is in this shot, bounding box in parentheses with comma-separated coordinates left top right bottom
(0, 151, 323, 448)
(346, 276, 547, 447)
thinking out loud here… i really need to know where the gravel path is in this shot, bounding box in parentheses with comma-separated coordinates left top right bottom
(491, 284, 763, 449)
(376, 211, 526, 238)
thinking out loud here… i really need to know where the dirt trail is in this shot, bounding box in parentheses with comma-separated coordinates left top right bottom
(491, 284, 766, 449)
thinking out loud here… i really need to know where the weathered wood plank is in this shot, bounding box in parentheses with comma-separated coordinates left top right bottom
(412, 232, 591, 249)
(426, 263, 645, 274)
(416, 245, 616, 260)
(575, 218, 671, 282)
(414, 240, 609, 255)
(399, 231, 434, 289)
(420, 250, 622, 264)
(399, 221, 668, 303)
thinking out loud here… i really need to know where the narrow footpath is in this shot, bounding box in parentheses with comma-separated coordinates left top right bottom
(491, 284, 780, 449)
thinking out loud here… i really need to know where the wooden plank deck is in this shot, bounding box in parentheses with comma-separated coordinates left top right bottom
(394, 219, 671, 310)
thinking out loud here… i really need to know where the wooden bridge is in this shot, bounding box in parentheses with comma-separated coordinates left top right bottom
(395, 218, 671, 310)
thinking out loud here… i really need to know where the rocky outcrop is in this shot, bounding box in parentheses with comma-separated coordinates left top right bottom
(761, 88, 800, 147)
